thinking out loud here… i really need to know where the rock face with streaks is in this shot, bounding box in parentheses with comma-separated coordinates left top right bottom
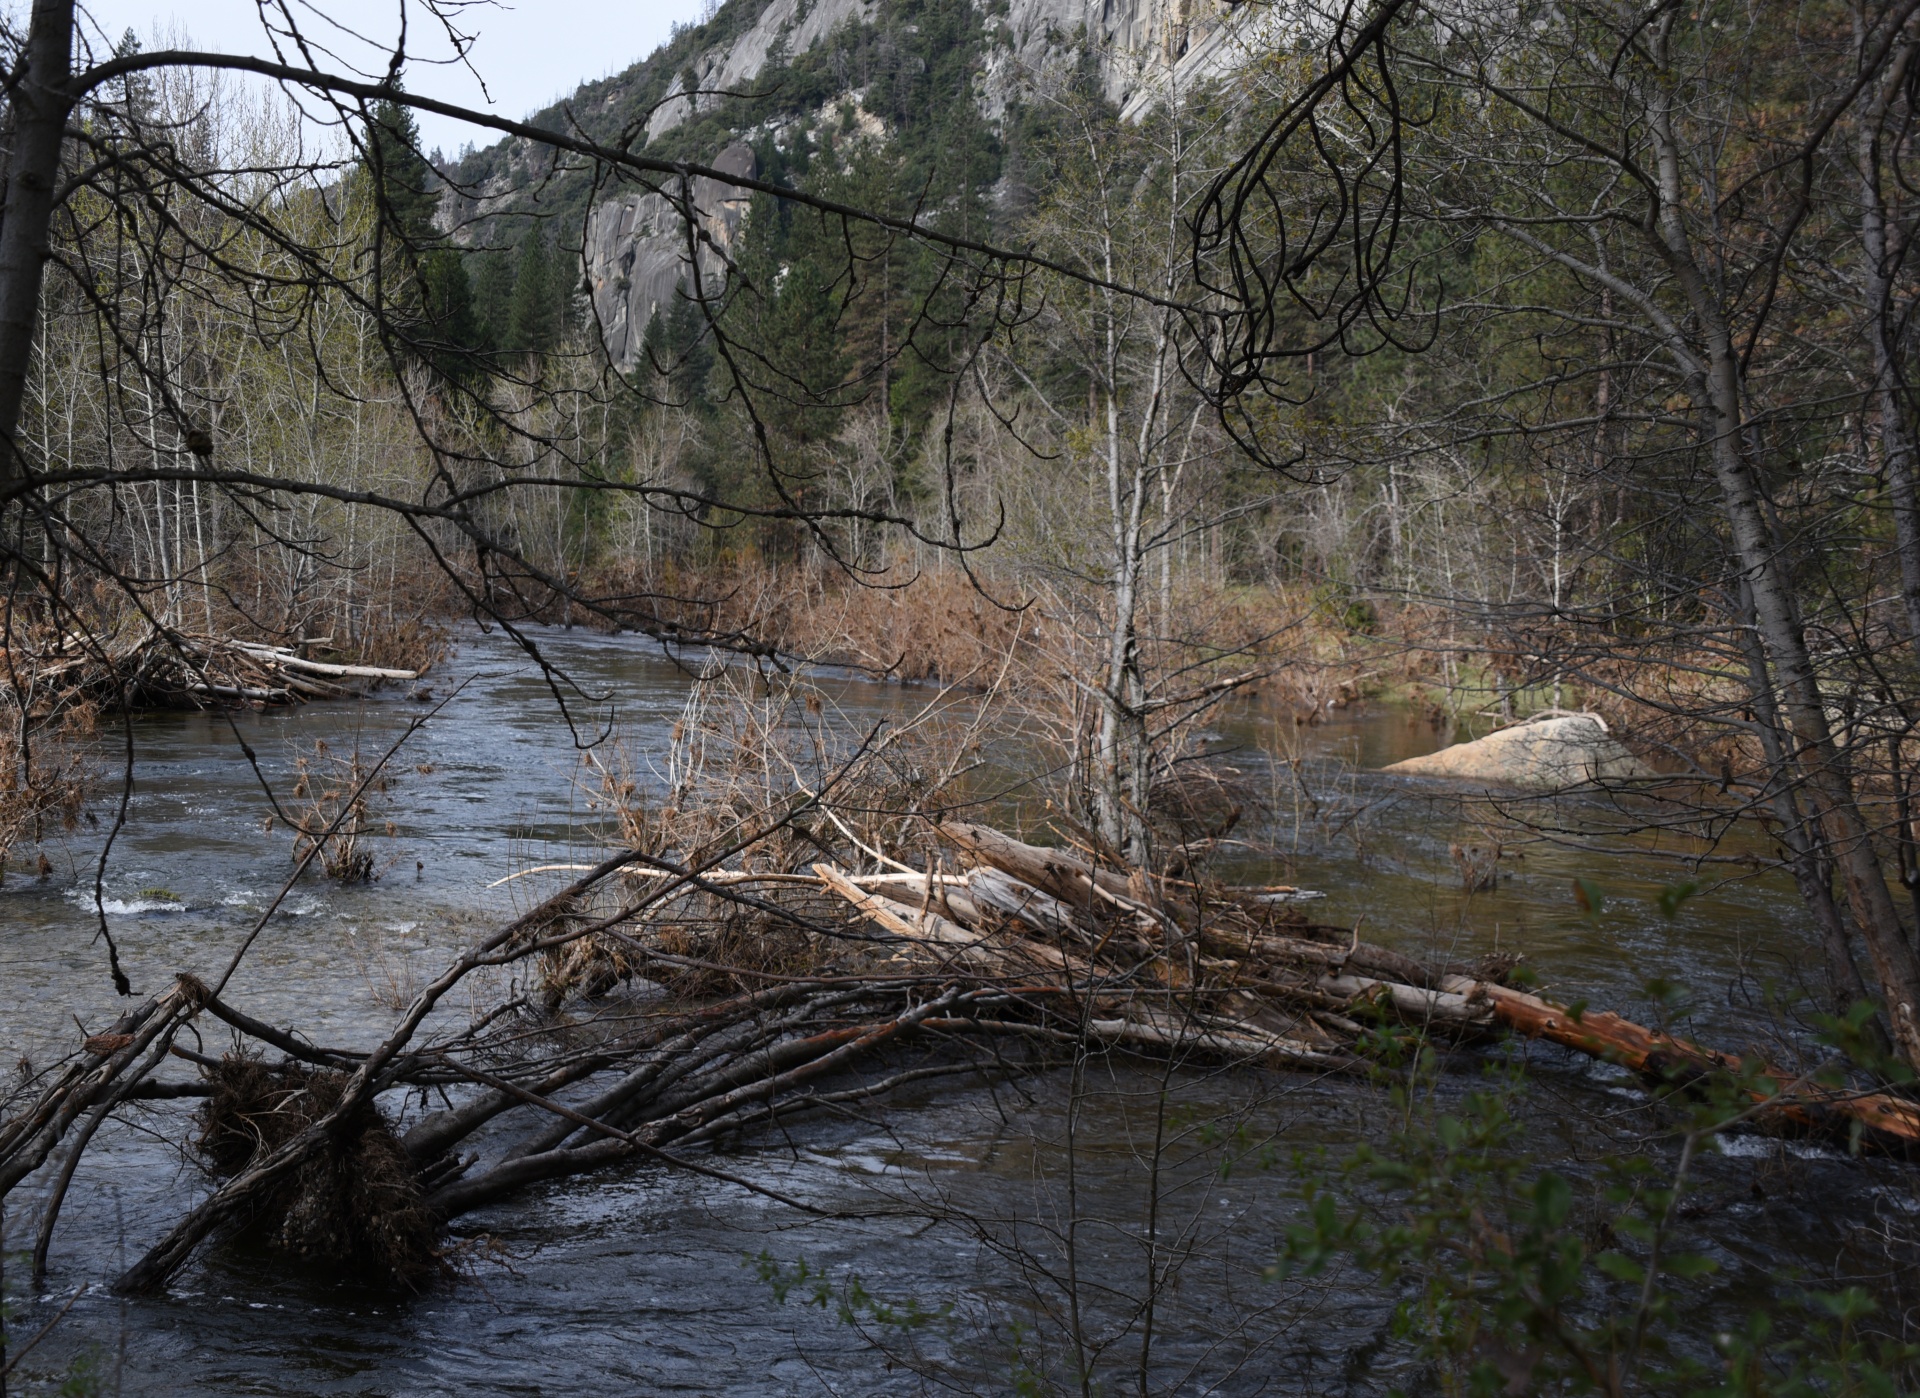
(638, 0, 1255, 141)
(583, 142, 758, 370)
(982, 0, 1279, 122)
(643, 0, 880, 143)
(451, 0, 1271, 368)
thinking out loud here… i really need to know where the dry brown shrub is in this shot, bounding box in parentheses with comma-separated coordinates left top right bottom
(759, 565, 1028, 684)
(521, 666, 997, 1011)
(0, 702, 93, 875)
(287, 738, 394, 881)
(645, 906, 825, 998)
(583, 557, 1029, 685)
(337, 614, 451, 676)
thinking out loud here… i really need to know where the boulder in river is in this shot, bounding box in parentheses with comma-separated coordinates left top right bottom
(1381, 712, 1655, 791)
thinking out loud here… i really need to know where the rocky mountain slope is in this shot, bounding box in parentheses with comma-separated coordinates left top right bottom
(441, 0, 1263, 366)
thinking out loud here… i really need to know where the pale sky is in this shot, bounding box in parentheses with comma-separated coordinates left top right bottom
(74, 0, 710, 157)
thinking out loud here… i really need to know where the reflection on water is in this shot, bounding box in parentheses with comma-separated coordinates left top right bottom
(1, 628, 1904, 1394)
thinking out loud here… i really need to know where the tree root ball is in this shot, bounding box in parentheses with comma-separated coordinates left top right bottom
(194, 1055, 442, 1287)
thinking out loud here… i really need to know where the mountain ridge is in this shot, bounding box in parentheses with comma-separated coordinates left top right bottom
(438, 0, 1261, 366)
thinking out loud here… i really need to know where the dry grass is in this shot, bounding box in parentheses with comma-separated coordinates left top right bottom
(334, 615, 450, 676)
(0, 702, 93, 877)
(582, 558, 1029, 686)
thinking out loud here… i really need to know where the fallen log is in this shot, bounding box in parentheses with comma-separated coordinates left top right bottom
(227, 642, 419, 682)
(813, 863, 1075, 974)
(823, 850, 1920, 1151)
(1319, 973, 1495, 1027)
(938, 821, 1165, 915)
(1464, 980, 1920, 1149)
(16, 811, 1920, 1303)
(1084, 1008, 1357, 1071)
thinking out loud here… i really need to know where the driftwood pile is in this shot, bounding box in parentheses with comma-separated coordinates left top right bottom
(1, 626, 420, 710)
(4, 818, 1918, 1295)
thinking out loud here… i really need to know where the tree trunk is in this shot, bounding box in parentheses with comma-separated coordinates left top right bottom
(1854, 23, 1920, 659)
(1634, 39, 1920, 1071)
(0, 0, 75, 485)
(1699, 348, 1920, 1065)
(1734, 579, 1878, 1023)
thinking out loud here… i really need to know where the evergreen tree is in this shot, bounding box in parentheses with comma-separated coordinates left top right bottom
(364, 97, 439, 246)
(358, 94, 480, 371)
(645, 296, 715, 406)
(472, 247, 516, 353)
(420, 248, 482, 354)
(504, 227, 567, 355)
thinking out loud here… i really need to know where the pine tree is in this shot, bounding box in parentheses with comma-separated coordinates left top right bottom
(359, 95, 480, 371)
(646, 295, 714, 405)
(364, 98, 439, 247)
(505, 228, 563, 355)
(421, 249, 482, 354)
(472, 248, 516, 353)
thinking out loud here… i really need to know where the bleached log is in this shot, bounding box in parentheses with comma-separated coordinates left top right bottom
(1086, 1009, 1354, 1071)
(814, 864, 980, 946)
(1317, 973, 1494, 1026)
(963, 866, 1083, 937)
(938, 820, 1136, 908)
(814, 864, 1077, 973)
(230, 643, 418, 681)
(185, 682, 291, 703)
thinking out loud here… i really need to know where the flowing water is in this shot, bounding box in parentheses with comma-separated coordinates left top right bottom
(1, 626, 1911, 1395)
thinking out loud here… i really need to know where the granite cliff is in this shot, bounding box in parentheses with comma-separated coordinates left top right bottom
(442, 0, 1265, 367)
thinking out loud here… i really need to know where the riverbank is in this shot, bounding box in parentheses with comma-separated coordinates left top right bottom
(562, 560, 1501, 714)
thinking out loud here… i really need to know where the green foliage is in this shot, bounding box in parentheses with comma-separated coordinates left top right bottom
(1272, 1040, 1920, 1395)
(1812, 1001, 1917, 1091)
(503, 227, 570, 357)
(53, 1353, 104, 1398)
(357, 95, 484, 377)
(1656, 882, 1701, 920)
(419, 248, 483, 363)
(364, 99, 439, 247)
(1005, 1319, 1051, 1397)
(471, 247, 516, 350)
(643, 295, 715, 408)
(749, 1250, 952, 1331)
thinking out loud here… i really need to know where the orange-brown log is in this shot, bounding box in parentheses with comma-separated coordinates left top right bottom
(1473, 981, 1920, 1149)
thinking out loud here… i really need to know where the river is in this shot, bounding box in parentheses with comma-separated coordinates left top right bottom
(2, 625, 1910, 1394)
